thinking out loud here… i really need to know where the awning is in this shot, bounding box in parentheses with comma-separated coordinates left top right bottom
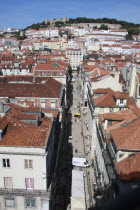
(74, 113, 80, 116)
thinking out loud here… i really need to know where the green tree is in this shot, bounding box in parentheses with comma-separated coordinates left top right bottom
(100, 24, 108, 30)
(69, 65, 72, 75)
(127, 28, 140, 35)
(77, 66, 80, 75)
(125, 34, 133, 40)
(13, 32, 27, 40)
(93, 26, 98, 29)
(55, 21, 65, 27)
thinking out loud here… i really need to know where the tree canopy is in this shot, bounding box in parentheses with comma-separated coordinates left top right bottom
(66, 17, 140, 30)
(25, 21, 50, 30)
(100, 24, 108, 30)
(54, 21, 65, 27)
(24, 17, 140, 35)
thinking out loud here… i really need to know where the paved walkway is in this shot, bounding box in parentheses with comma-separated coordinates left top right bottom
(70, 76, 95, 209)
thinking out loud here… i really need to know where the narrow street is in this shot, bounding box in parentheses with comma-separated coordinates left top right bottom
(51, 73, 95, 210)
(70, 74, 95, 209)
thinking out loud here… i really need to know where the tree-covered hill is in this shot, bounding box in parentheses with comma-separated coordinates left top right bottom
(25, 17, 140, 35)
(66, 17, 140, 29)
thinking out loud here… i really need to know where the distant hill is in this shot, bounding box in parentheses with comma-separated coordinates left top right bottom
(67, 17, 140, 29)
(25, 17, 140, 35)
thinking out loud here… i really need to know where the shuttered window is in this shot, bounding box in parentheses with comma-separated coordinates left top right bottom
(24, 160, 33, 169)
(25, 178, 34, 190)
(4, 177, 13, 189)
(2, 159, 10, 168)
(5, 198, 15, 207)
(51, 101, 56, 108)
(25, 198, 35, 207)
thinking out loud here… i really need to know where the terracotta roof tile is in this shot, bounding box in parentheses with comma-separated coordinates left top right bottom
(34, 64, 65, 71)
(93, 92, 134, 107)
(0, 77, 62, 98)
(113, 91, 128, 99)
(111, 117, 140, 150)
(7, 103, 41, 112)
(93, 88, 113, 94)
(0, 115, 52, 147)
(115, 153, 140, 181)
(93, 92, 116, 107)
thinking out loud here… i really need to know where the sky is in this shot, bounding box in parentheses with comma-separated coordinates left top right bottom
(0, 0, 140, 30)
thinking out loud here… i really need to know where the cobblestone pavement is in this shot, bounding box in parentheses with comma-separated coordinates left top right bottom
(70, 76, 95, 209)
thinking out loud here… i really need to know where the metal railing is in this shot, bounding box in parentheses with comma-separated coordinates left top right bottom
(0, 188, 51, 197)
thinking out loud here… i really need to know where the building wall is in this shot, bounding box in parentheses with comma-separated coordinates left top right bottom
(0, 195, 49, 210)
(15, 97, 60, 110)
(66, 50, 83, 70)
(0, 152, 47, 190)
(94, 125, 110, 187)
(94, 107, 127, 114)
(91, 75, 122, 92)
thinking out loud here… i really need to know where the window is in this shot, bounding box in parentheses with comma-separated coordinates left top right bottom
(120, 99, 124, 103)
(110, 107, 114, 112)
(25, 178, 34, 190)
(52, 62, 58, 67)
(5, 198, 15, 207)
(25, 160, 33, 169)
(108, 121, 112, 125)
(25, 198, 35, 208)
(2, 159, 10, 168)
(40, 101, 46, 108)
(4, 177, 13, 189)
(100, 108, 104, 112)
(119, 153, 124, 158)
(51, 101, 56, 109)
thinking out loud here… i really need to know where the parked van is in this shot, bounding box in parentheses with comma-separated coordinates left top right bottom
(72, 157, 90, 167)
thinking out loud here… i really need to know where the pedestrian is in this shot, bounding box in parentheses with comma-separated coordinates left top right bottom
(75, 118, 76, 122)
(81, 132, 83, 136)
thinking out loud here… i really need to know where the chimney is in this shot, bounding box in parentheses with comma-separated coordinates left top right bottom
(130, 66, 136, 97)
(0, 102, 4, 112)
(0, 130, 2, 140)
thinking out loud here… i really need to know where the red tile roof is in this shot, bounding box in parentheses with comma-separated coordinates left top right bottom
(8, 109, 38, 120)
(113, 91, 128, 99)
(93, 91, 134, 107)
(7, 103, 41, 112)
(34, 64, 65, 71)
(99, 106, 140, 134)
(42, 108, 59, 118)
(0, 115, 52, 147)
(115, 153, 140, 181)
(94, 92, 116, 107)
(90, 74, 111, 82)
(0, 77, 62, 98)
(93, 88, 113, 94)
(111, 118, 140, 150)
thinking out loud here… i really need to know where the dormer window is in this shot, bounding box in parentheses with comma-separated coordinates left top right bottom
(120, 99, 124, 103)
(108, 121, 112, 125)
(110, 107, 114, 112)
(52, 63, 58, 67)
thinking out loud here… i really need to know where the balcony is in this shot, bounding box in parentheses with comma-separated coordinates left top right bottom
(118, 103, 125, 107)
(0, 188, 51, 197)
